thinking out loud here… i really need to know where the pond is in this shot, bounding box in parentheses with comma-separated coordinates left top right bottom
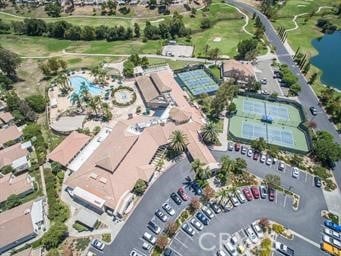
(311, 31, 341, 90)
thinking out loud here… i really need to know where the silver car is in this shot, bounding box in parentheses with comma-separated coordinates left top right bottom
(190, 217, 203, 231)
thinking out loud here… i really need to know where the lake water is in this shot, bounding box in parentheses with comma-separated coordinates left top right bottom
(311, 31, 341, 90)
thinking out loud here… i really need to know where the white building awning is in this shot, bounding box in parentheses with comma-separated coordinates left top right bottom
(73, 187, 105, 209)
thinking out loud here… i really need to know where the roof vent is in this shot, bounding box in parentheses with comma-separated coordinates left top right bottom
(89, 173, 98, 180)
(99, 177, 107, 184)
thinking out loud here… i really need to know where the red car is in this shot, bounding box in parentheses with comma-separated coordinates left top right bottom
(253, 152, 259, 160)
(235, 143, 241, 151)
(242, 187, 253, 201)
(250, 186, 260, 199)
(177, 187, 189, 201)
(268, 187, 275, 201)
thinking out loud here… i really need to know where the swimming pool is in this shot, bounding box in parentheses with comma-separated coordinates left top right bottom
(68, 75, 103, 96)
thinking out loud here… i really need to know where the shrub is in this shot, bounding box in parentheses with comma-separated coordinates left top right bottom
(25, 94, 46, 113)
(102, 233, 111, 243)
(42, 223, 68, 249)
(132, 179, 148, 196)
(272, 223, 284, 234)
(75, 238, 90, 251)
(73, 222, 89, 232)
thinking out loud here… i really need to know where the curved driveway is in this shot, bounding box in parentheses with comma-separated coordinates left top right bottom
(225, 0, 341, 187)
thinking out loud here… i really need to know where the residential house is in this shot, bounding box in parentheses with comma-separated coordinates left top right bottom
(0, 126, 22, 149)
(0, 143, 31, 173)
(0, 112, 15, 128)
(0, 172, 34, 204)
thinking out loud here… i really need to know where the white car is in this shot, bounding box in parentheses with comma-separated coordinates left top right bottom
(266, 157, 272, 165)
(217, 250, 227, 256)
(224, 241, 238, 256)
(142, 242, 152, 250)
(278, 161, 285, 171)
(247, 149, 253, 157)
(252, 223, 264, 239)
(91, 239, 105, 251)
(323, 234, 341, 248)
(230, 235, 238, 245)
(235, 190, 246, 204)
(162, 203, 175, 216)
(292, 167, 300, 178)
(260, 154, 266, 163)
(143, 232, 156, 245)
(229, 193, 240, 207)
(190, 217, 203, 231)
(324, 227, 341, 240)
(245, 227, 259, 244)
(202, 205, 215, 219)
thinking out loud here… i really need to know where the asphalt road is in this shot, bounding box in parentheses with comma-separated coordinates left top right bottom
(225, 0, 341, 188)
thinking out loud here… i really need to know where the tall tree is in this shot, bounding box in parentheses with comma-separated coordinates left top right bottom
(201, 122, 219, 144)
(0, 47, 21, 81)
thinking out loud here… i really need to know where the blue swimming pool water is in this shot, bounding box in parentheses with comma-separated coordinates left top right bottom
(68, 76, 103, 96)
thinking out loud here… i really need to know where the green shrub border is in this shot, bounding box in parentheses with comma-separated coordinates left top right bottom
(111, 86, 137, 107)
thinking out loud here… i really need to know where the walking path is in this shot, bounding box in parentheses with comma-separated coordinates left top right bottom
(322, 187, 341, 216)
(212, 117, 229, 151)
(39, 166, 47, 196)
(224, 3, 253, 36)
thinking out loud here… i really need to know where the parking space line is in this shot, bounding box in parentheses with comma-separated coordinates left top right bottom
(283, 195, 287, 208)
(168, 245, 183, 256)
(275, 193, 278, 204)
(173, 236, 189, 249)
(304, 172, 308, 183)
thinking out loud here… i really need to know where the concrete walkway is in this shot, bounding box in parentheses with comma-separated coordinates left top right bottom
(39, 166, 47, 196)
(212, 117, 229, 151)
(322, 187, 341, 216)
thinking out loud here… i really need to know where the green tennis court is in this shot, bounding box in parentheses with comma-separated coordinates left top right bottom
(229, 96, 309, 152)
(176, 69, 219, 96)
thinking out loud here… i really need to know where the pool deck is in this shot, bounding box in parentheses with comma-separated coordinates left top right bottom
(229, 96, 309, 152)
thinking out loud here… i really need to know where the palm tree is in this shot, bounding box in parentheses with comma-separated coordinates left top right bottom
(79, 82, 90, 103)
(87, 96, 101, 116)
(69, 92, 82, 109)
(191, 159, 204, 176)
(56, 74, 70, 95)
(201, 122, 219, 144)
(217, 188, 229, 204)
(169, 130, 188, 153)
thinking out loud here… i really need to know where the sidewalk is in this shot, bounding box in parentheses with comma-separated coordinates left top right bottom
(212, 117, 228, 152)
(322, 187, 341, 216)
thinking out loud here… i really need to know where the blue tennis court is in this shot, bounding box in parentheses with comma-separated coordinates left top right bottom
(266, 104, 289, 120)
(242, 122, 267, 140)
(267, 126, 294, 146)
(176, 69, 219, 96)
(243, 99, 264, 115)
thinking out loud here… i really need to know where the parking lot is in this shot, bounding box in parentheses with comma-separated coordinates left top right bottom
(254, 58, 284, 96)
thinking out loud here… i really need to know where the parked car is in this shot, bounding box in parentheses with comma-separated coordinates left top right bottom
(268, 187, 275, 201)
(235, 143, 241, 151)
(278, 161, 285, 171)
(191, 181, 203, 195)
(142, 242, 152, 250)
(229, 193, 240, 206)
(322, 234, 341, 248)
(310, 106, 317, 116)
(163, 248, 174, 256)
(210, 202, 222, 214)
(325, 220, 341, 232)
(190, 217, 203, 231)
(247, 149, 253, 157)
(228, 142, 234, 151)
(266, 157, 272, 165)
(220, 197, 234, 212)
(202, 205, 215, 219)
(260, 78, 267, 84)
(251, 186, 260, 199)
(196, 211, 210, 225)
(148, 221, 161, 234)
(224, 241, 238, 256)
(216, 250, 227, 256)
(91, 239, 105, 251)
(260, 185, 268, 199)
(275, 242, 294, 256)
(230, 235, 238, 245)
(273, 158, 278, 164)
(314, 176, 322, 188)
(143, 232, 156, 245)
(177, 187, 189, 201)
(182, 223, 196, 236)
(260, 154, 266, 163)
(324, 227, 341, 241)
(241, 146, 247, 155)
(292, 167, 300, 179)
(252, 223, 264, 239)
(253, 152, 260, 160)
(242, 187, 253, 201)
(170, 192, 182, 205)
(235, 189, 246, 204)
(245, 227, 258, 244)
(162, 203, 175, 216)
(130, 250, 143, 256)
(155, 209, 168, 222)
